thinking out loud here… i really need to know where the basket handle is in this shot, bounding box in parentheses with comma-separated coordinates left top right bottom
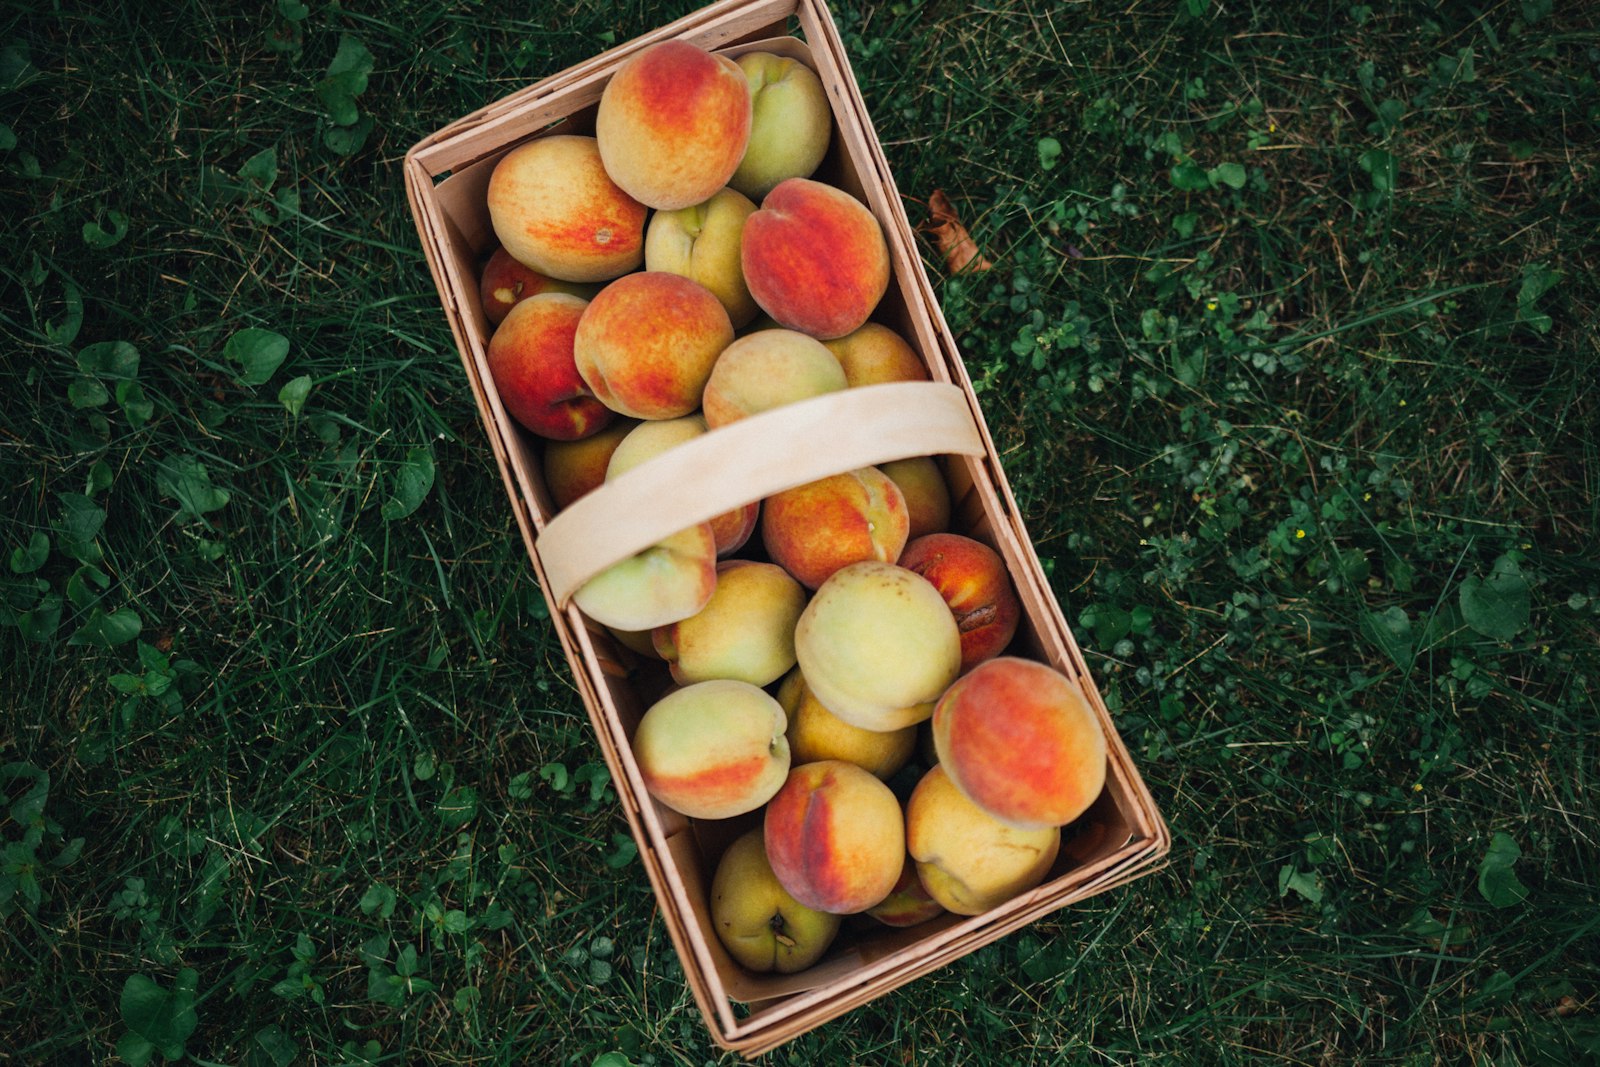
(537, 381, 987, 608)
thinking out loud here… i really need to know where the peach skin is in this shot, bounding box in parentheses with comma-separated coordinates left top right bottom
(761, 467, 908, 591)
(702, 329, 847, 429)
(480, 246, 597, 326)
(574, 272, 733, 420)
(879, 457, 951, 541)
(763, 759, 904, 914)
(486, 135, 646, 283)
(595, 40, 751, 210)
(777, 667, 916, 781)
(931, 657, 1108, 831)
(485, 293, 613, 441)
(741, 178, 890, 340)
(644, 187, 760, 328)
(822, 322, 930, 387)
(633, 679, 790, 820)
(865, 855, 946, 928)
(792, 562, 961, 733)
(711, 828, 841, 974)
(652, 560, 806, 687)
(542, 419, 636, 511)
(898, 533, 1021, 671)
(906, 764, 1061, 916)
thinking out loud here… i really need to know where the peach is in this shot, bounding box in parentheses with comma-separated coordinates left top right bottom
(605, 416, 757, 555)
(777, 667, 916, 780)
(866, 856, 945, 928)
(879, 457, 951, 541)
(762, 467, 908, 591)
(633, 679, 790, 820)
(542, 419, 636, 510)
(931, 657, 1108, 831)
(486, 135, 646, 283)
(571, 521, 718, 632)
(595, 41, 751, 211)
(606, 625, 661, 660)
(486, 293, 613, 441)
(479, 246, 597, 326)
(652, 561, 806, 687)
(711, 829, 841, 974)
(574, 272, 733, 420)
(792, 561, 961, 732)
(898, 534, 1021, 671)
(644, 187, 759, 327)
(742, 178, 890, 340)
(702, 329, 847, 429)
(763, 760, 903, 914)
(729, 52, 833, 202)
(822, 322, 929, 387)
(906, 764, 1060, 916)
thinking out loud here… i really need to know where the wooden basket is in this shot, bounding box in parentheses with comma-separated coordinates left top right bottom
(404, 0, 1170, 1053)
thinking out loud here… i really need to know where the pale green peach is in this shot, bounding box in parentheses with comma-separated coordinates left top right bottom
(729, 52, 833, 202)
(571, 522, 718, 632)
(792, 561, 961, 731)
(644, 188, 759, 328)
(633, 679, 790, 820)
(711, 828, 841, 974)
(653, 561, 806, 687)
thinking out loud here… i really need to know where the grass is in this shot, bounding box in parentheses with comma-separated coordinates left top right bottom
(1, 0, 1597, 1063)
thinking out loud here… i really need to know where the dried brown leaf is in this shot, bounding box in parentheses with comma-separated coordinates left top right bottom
(921, 190, 991, 274)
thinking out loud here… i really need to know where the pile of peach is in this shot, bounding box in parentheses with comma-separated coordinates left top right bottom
(480, 39, 1107, 976)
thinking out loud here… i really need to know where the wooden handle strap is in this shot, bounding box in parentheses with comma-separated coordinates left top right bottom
(537, 381, 987, 608)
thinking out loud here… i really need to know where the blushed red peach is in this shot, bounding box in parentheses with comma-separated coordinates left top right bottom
(822, 322, 929, 386)
(741, 178, 890, 340)
(574, 272, 733, 420)
(595, 40, 752, 211)
(931, 657, 1108, 831)
(762, 467, 908, 591)
(763, 760, 903, 914)
(479, 247, 597, 326)
(542, 419, 636, 510)
(898, 533, 1021, 671)
(486, 293, 613, 441)
(866, 855, 946, 928)
(486, 135, 646, 283)
(702, 329, 847, 429)
(633, 679, 790, 820)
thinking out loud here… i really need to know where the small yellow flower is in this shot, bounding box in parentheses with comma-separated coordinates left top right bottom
(1269, 121, 1277, 132)
(1206, 300, 1218, 311)
(1412, 783, 1424, 792)
(1295, 528, 1306, 539)
(1541, 645, 1550, 655)
(1363, 492, 1372, 501)
(1399, 399, 1407, 407)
